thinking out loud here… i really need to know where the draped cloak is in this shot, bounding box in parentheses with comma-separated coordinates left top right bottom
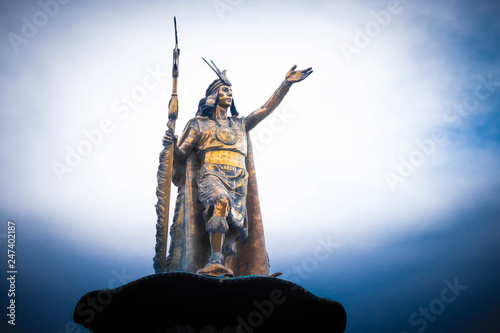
(165, 116, 270, 277)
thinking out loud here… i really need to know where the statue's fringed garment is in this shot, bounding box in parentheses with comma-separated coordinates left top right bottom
(165, 120, 270, 277)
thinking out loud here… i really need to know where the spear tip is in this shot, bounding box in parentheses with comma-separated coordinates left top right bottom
(174, 17, 178, 46)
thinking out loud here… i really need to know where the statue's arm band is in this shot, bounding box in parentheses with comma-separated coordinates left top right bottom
(274, 80, 292, 98)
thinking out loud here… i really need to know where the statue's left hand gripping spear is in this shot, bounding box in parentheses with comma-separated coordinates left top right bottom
(154, 17, 180, 273)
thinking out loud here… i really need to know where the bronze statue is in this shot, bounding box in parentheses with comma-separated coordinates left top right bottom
(153, 18, 312, 277)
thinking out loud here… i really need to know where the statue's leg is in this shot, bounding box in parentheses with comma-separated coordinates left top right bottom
(207, 198, 229, 255)
(206, 197, 230, 264)
(223, 237, 237, 269)
(197, 197, 234, 277)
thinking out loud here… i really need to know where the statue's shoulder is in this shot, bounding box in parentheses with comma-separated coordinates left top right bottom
(191, 116, 210, 122)
(230, 115, 245, 124)
(184, 116, 210, 130)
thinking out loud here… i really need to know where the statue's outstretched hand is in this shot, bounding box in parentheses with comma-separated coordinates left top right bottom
(285, 65, 313, 84)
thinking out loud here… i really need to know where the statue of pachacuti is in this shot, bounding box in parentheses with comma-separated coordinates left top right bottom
(163, 61, 311, 277)
(152, 19, 312, 278)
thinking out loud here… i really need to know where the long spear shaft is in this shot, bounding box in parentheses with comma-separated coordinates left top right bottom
(154, 17, 180, 273)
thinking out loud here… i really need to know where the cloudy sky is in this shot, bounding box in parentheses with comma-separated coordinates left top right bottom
(1, 0, 499, 332)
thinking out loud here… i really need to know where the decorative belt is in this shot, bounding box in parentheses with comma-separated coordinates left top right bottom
(204, 150, 245, 169)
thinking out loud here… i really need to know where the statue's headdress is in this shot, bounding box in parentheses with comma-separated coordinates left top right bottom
(197, 58, 238, 117)
(203, 58, 232, 86)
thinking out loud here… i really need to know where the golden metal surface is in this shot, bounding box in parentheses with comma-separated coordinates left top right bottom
(204, 150, 245, 169)
(209, 233, 224, 254)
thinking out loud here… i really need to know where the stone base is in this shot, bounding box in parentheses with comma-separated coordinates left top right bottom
(73, 272, 346, 332)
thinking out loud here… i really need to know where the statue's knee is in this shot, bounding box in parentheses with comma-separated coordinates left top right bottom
(217, 197, 229, 208)
(206, 215, 229, 234)
(214, 197, 229, 217)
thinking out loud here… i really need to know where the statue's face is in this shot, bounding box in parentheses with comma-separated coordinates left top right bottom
(217, 86, 232, 108)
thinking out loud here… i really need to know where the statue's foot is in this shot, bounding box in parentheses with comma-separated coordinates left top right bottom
(196, 263, 234, 278)
(196, 252, 234, 277)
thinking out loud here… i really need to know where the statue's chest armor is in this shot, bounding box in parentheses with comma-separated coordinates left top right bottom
(197, 117, 247, 156)
(215, 126, 239, 145)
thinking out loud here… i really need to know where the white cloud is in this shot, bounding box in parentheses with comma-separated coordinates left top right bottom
(1, 0, 498, 260)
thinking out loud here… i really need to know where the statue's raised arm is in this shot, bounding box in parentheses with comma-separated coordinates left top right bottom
(245, 65, 313, 131)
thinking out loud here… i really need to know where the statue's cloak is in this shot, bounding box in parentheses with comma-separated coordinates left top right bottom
(165, 119, 270, 277)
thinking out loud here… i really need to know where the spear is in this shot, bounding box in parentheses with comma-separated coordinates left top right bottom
(154, 17, 180, 273)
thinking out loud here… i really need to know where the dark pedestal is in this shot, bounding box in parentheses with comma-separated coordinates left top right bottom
(73, 272, 346, 332)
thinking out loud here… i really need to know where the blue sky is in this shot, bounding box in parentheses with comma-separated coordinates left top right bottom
(1, 0, 499, 332)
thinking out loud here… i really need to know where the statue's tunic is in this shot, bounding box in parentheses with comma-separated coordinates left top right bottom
(176, 116, 249, 237)
(167, 115, 270, 276)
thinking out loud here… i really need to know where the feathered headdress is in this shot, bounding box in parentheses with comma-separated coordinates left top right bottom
(202, 58, 232, 86)
(197, 58, 238, 117)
